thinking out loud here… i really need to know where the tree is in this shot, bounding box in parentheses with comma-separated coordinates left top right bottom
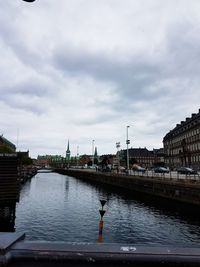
(17, 152, 33, 166)
(101, 156, 109, 166)
(87, 160, 92, 166)
(94, 158, 98, 165)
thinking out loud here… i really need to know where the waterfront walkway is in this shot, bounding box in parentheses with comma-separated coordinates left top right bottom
(75, 168, 200, 183)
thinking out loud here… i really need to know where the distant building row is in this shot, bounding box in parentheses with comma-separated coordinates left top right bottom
(3, 109, 199, 170)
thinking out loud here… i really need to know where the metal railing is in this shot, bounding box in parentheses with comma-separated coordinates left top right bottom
(1, 232, 200, 267)
(123, 169, 200, 183)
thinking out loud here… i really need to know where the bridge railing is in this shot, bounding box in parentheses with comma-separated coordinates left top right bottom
(1, 233, 200, 267)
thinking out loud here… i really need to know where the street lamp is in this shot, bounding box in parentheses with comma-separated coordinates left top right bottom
(92, 140, 95, 167)
(126, 126, 130, 173)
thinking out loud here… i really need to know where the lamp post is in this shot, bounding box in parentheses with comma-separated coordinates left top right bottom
(126, 126, 130, 174)
(92, 140, 95, 167)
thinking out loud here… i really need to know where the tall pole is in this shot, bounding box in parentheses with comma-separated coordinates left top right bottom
(126, 126, 130, 173)
(92, 140, 95, 166)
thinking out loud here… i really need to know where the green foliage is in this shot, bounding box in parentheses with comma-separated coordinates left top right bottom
(94, 158, 98, 165)
(101, 156, 110, 166)
(18, 153, 33, 165)
(21, 157, 33, 165)
(87, 160, 92, 166)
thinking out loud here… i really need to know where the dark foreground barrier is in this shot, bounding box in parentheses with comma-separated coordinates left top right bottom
(55, 169, 200, 206)
(0, 154, 19, 204)
(1, 233, 200, 267)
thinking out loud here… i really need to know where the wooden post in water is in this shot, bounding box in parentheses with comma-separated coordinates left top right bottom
(97, 200, 106, 242)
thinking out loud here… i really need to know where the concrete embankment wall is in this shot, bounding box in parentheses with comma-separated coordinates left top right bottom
(56, 169, 200, 206)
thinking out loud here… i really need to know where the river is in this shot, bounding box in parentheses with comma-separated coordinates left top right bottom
(15, 172, 200, 246)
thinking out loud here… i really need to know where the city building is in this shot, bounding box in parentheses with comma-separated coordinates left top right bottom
(153, 148, 165, 166)
(119, 148, 165, 169)
(0, 135, 16, 153)
(79, 154, 91, 166)
(37, 155, 63, 167)
(99, 154, 115, 166)
(163, 109, 200, 170)
(120, 148, 155, 168)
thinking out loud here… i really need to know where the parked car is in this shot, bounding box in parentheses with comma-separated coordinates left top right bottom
(154, 167, 169, 173)
(177, 167, 197, 175)
(132, 165, 146, 173)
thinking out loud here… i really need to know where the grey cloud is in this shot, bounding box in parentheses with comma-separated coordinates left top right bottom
(0, 79, 51, 114)
(0, 6, 48, 77)
(0, 94, 44, 115)
(1, 81, 49, 97)
(52, 47, 161, 100)
(52, 17, 200, 110)
(160, 20, 200, 79)
(75, 113, 118, 126)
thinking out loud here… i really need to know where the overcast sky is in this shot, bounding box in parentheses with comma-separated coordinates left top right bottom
(0, 0, 200, 158)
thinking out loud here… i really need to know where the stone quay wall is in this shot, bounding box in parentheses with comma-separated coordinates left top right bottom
(56, 169, 200, 206)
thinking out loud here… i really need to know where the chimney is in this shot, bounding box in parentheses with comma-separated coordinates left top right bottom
(192, 113, 196, 117)
(186, 118, 190, 121)
(181, 121, 184, 124)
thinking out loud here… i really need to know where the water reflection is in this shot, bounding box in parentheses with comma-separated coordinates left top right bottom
(14, 172, 200, 246)
(86, 180, 200, 228)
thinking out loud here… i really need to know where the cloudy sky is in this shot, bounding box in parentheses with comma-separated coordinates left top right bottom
(0, 0, 200, 158)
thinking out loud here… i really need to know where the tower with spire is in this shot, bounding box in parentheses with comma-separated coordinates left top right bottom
(94, 146, 98, 164)
(66, 140, 70, 163)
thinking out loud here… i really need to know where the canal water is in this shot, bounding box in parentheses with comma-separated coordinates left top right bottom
(15, 172, 200, 246)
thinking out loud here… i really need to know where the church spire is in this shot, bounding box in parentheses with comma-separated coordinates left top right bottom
(94, 146, 98, 158)
(66, 139, 70, 160)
